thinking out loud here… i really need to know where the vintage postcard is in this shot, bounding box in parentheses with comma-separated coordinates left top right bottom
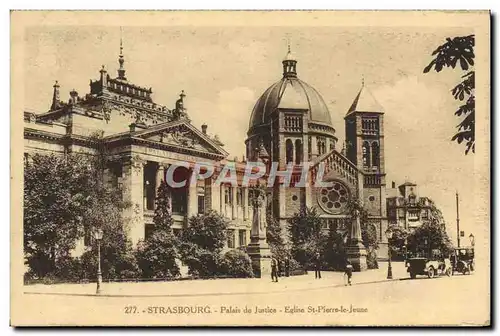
(10, 11, 490, 326)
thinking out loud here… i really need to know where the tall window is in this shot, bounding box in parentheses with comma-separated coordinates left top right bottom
(372, 142, 380, 168)
(286, 139, 294, 164)
(317, 137, 326, 155)
(238, 230, 247, 247)
(224, 187, 233, 205)
(171, 189, 187, 214)
(236, 187, 244, 206)
(295, 139, 303, 164)
(362, 141, 371, 168)
(227, 229, 235, 248)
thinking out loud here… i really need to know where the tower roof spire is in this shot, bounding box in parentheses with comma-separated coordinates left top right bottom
(345, 81, 384, 116)
(282, 38, 297, 78)
(117, 27, 127, 81)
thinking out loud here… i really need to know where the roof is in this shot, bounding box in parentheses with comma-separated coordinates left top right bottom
(249, 77, 333, 129)
(400, 181, 417, 187)
(346, 85, 384, 116)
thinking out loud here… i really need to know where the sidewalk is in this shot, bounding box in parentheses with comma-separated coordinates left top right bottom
(24, 262, 408, 297)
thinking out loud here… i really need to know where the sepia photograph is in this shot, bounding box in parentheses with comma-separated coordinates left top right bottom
(10, 10, 490, 326)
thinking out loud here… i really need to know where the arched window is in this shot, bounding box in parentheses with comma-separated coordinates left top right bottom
(362, 141, 371, 168)
(286, 139, 294, 164)
(372, 142, 380, 168)
(295, 139, 302, 164)
(317, 137, 326, 155)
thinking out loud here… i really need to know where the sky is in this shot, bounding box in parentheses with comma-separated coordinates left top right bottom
(23, 25, 477, 244)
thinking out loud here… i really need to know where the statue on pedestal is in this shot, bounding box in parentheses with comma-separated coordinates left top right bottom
(247, 182, 272, 278)
(347, 206, 368, 271)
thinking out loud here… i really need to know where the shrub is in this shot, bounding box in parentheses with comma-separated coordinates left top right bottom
(135, 232, 180, 279)
(53, 255, 85, 282)
(182, 211, 229, 252)
(178, 242, 224, 277)
(221, 250, 254, 278)
(80, 239, 140, 280)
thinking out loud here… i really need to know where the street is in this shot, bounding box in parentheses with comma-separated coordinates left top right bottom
(13, 262, 489, 326)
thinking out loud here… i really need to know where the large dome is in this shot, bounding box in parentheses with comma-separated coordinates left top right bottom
(248, 76, 333, 131)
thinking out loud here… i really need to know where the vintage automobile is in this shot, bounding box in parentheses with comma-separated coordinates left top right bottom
(406, 249, 452, 279)
(451, 247, 475, 275)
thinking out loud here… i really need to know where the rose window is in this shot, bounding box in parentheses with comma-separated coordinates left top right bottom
(318, 181, 350, 214)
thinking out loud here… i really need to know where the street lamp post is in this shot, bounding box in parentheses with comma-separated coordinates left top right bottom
(385, 228, 393, 280)
(93, 227, 104, 295)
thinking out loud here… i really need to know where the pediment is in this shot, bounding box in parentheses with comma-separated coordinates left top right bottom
(132, 120, 229, 158)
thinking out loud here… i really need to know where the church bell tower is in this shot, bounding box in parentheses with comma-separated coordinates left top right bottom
(345, 81, 388, 250)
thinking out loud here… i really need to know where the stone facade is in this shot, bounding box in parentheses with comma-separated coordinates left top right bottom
(24, 44, 397, 262)
(245, 48, 390, 254)
(386, 181, 440, 232)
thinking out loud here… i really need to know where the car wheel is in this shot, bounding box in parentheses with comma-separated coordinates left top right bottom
(427, 266, 435, 278)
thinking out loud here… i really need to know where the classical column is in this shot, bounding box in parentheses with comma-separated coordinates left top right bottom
(122, 156, 145, 247)
(243, 187, 249, 221)
(210, 177, 221, 213)
(346, 209, 368, 271)
(246, 185, 272, 278)
(187, 169, 198, 218)
(231, 186, 237, 219)
(204, 177, 212, 212)
(310, 135, 318, 159)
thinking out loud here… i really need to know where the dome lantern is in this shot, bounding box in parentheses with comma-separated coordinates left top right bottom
(282, 43, 297, 78)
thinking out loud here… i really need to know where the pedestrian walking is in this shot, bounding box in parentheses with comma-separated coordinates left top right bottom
(284, 256, 290, 277)
(314, 252, 322, 279)
(271, 256, 279, 282)
(345, 261, 353, 286)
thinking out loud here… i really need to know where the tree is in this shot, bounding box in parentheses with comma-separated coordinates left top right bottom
(220, 249, 254, 278)
(287, 207, 324, 268)
(135, 180, 179, 278)
(24, 153, 89, 278)
(407, 222, 454, 257)
(181, 210, 228, 252)
(266, 207, 288, 262)
(346, 199, 378, 249)
(322, 226, 347, 270)
(178, 211, 229, 277)
(24, 142, 131, 280)
(424, 35, 475, 154)
(404, 198, 453, 256)
(388, 226, 409, 260)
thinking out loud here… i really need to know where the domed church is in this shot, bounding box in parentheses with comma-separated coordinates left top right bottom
(24, 40, 389, 272)
(246, 46, 388, 267)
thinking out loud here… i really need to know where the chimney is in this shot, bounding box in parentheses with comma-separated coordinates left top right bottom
(201, 124, 207, 134)
(392, 181, 396, 188)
